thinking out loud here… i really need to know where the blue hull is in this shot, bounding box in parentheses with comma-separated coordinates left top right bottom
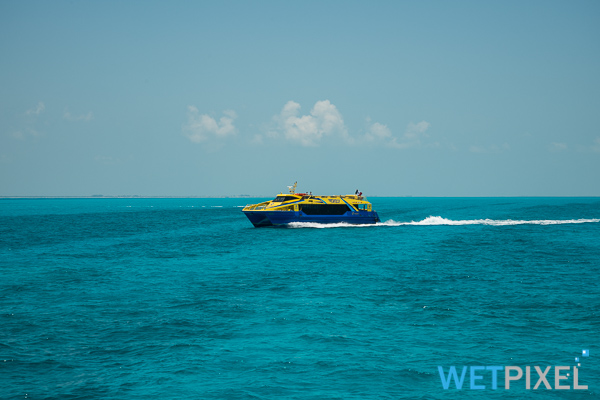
(243, 210, 380, 227)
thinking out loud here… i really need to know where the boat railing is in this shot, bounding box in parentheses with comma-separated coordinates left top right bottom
(244, 204, 297, 211)
(341, 195, 365, 200)
(244, 204, 269, 211)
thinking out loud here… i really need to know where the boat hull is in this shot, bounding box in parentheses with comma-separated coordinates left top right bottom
(243, 210, 380, 227)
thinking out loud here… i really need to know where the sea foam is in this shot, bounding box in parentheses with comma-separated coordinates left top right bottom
(288, 216, 600, 228)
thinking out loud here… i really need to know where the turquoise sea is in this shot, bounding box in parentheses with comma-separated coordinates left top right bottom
(1, 197, 599, 399)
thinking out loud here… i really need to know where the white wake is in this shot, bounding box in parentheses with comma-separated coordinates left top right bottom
(287, 216, 600, 228)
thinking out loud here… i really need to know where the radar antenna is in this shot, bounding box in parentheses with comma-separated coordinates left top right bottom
(287, 181, 297, 194)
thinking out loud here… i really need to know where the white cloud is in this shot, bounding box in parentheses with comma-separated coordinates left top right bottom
(404, 121, 430, 140)
(550, 142, 567, 152)
(251, 134, 264, 144)
(272, 100, 348, 146)
(365, 122, 392, 142)
(469, 145, 487, 153)
(390, 121, 431, 149)
(364, 120, 431, 149)
(25, 102, 45, 116)
(94, 155, 117, 165)
(469, 143, 510, 153)
(183, 106, 237, 143)
(64, 108, 93, 122)
(12, 102, 45, 139)
(592, 137, 600, 153)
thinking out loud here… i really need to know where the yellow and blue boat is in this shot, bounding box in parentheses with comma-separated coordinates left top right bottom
(242, 182, 380, 227)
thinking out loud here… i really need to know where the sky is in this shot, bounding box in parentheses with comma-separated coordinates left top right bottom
(1, 0, 599, 197)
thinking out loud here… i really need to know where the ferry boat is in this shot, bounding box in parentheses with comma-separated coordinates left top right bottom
(242, 182, 380, 227)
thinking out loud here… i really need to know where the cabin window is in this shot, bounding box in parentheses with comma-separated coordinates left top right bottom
(273, 196, 296, 202)
(300, 204, 351, 215)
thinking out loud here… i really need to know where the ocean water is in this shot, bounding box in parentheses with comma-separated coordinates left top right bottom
(1, 197, 599, 399)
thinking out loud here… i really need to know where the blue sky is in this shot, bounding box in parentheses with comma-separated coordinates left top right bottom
(1, 0, 599, 196)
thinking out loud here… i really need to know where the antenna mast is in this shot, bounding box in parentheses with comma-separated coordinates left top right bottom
(287, 181, 297, 194)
